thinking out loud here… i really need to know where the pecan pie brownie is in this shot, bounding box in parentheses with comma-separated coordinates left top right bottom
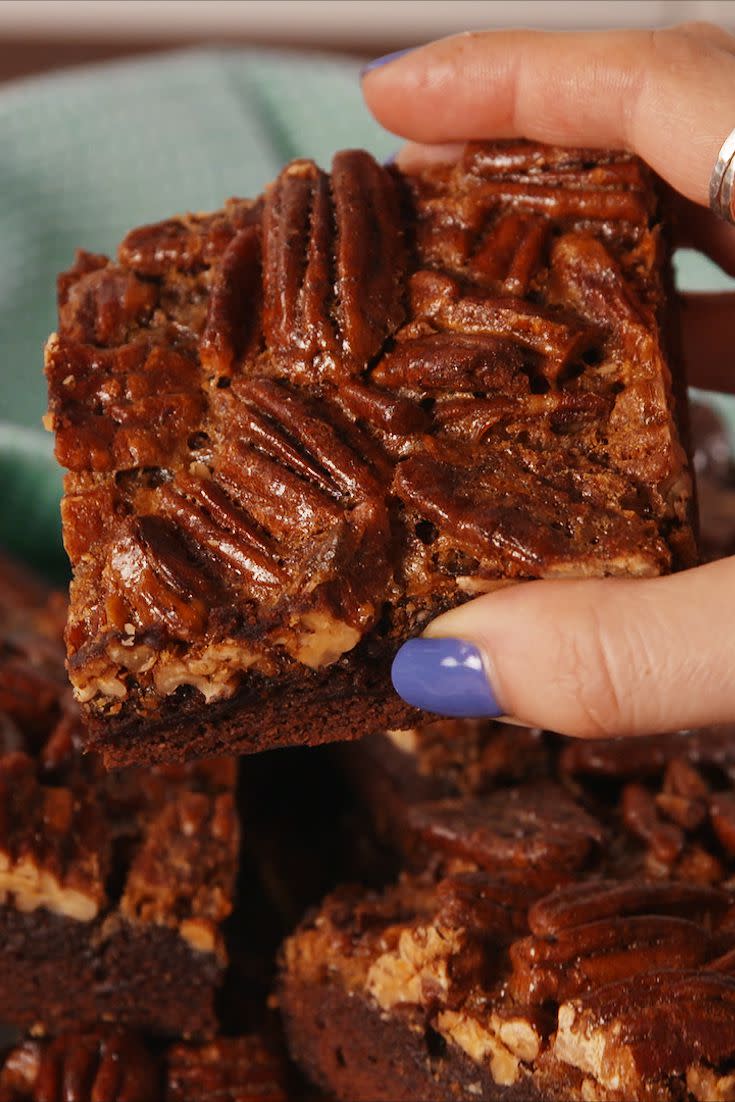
(45, 141, 696, 766)
(0, 1029, 294, 1102)
(0, 559, 239, 1039)
(280, 723, 735, 1101)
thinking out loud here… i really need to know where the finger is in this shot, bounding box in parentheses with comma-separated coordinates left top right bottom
(395, 141, 464, 173)
(363, 24, 735, 205)
(391, 557, 735, 738)
(680, 293, 735, 394)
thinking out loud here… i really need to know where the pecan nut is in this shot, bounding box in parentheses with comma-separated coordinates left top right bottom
(405, 783, 604, 888)
(510, 914, 712, 1004)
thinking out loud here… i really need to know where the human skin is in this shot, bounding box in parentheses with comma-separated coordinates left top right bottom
(363, 24, 735, 738)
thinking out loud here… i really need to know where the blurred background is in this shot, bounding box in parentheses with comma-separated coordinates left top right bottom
(0, 0, 734, 575)
(0, 0, 733, 82)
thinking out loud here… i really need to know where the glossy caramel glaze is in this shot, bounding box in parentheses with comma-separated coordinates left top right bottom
(46, 142, 696, 744)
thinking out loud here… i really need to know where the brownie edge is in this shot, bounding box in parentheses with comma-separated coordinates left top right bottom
(84, 636, 418, 768)
(279, 976, 539, 1102)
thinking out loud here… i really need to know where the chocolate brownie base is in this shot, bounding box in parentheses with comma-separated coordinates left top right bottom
(46, 141, 696, 766)
(86, 638, 417, 768)
(0, 1029, 294, 1101)
(0, 909, 220, 1039)
(280, 979, 537, 1102)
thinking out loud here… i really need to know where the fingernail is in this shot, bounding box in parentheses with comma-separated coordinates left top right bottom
(383, 151, 398, 166)
(391, 638, 502, 718)
(361, 47, 414, 77)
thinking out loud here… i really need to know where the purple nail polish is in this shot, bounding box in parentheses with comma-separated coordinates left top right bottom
(391, 638, 502, 719)
(383, 152, 398, 166)
(361, 47, 414, 78)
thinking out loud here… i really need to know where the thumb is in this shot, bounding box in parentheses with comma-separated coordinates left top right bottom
(391, 557, 735, 738)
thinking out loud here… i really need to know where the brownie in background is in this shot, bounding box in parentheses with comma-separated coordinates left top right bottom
(281, 720, 735, 1101)
(0, 555, 239, 1039)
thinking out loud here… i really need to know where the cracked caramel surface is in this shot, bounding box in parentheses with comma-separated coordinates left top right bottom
(45, 142, 695, 764)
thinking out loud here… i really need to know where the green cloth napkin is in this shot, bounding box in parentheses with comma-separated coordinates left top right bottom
(0, 46, 731, 576)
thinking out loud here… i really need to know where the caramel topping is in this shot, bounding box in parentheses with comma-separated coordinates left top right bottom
(45, 142, 695, 728)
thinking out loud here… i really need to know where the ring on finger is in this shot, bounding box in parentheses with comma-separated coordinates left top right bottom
(709, 128, 735, 224)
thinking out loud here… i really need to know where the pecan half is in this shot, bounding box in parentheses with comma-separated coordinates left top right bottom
(0, 1032, 160, 1102)
(621, 782, 684, 865)
(200, 225, 262, 378)
(559, 732, 690, 780)
(405, 783, 604, 888)
(262, 153, 404, 380)
(118, 200, 259, 277)
(373, 330, 527, 395)
(394, 447, 668, 578)
(436, 872, 534, 941)
(46, 335, 205, 473)
(407, 270, 594, 378)
(656, 758, 709, 831)
(59, 262, 158, 348)
(529, 879, 731, 936)
(510, 915, 712, 1004)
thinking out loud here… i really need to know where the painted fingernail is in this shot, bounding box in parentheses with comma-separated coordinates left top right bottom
(391, 638, 502, 718)
(383, 151, 399, 166)
(361, 47, 414, 77)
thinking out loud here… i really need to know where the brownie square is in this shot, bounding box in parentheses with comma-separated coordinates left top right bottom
(45, 141, 696, 767)
(0, 559, 239, 1039)
(280, 724, 735, 1102)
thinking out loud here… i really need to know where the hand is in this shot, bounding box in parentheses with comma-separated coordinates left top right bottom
(362, 24, 735, 738)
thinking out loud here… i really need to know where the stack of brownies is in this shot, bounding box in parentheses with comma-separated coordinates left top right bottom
(0, 139, 731, 1100)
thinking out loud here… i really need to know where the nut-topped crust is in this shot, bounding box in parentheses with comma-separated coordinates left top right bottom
(45, 141, 695, 765)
